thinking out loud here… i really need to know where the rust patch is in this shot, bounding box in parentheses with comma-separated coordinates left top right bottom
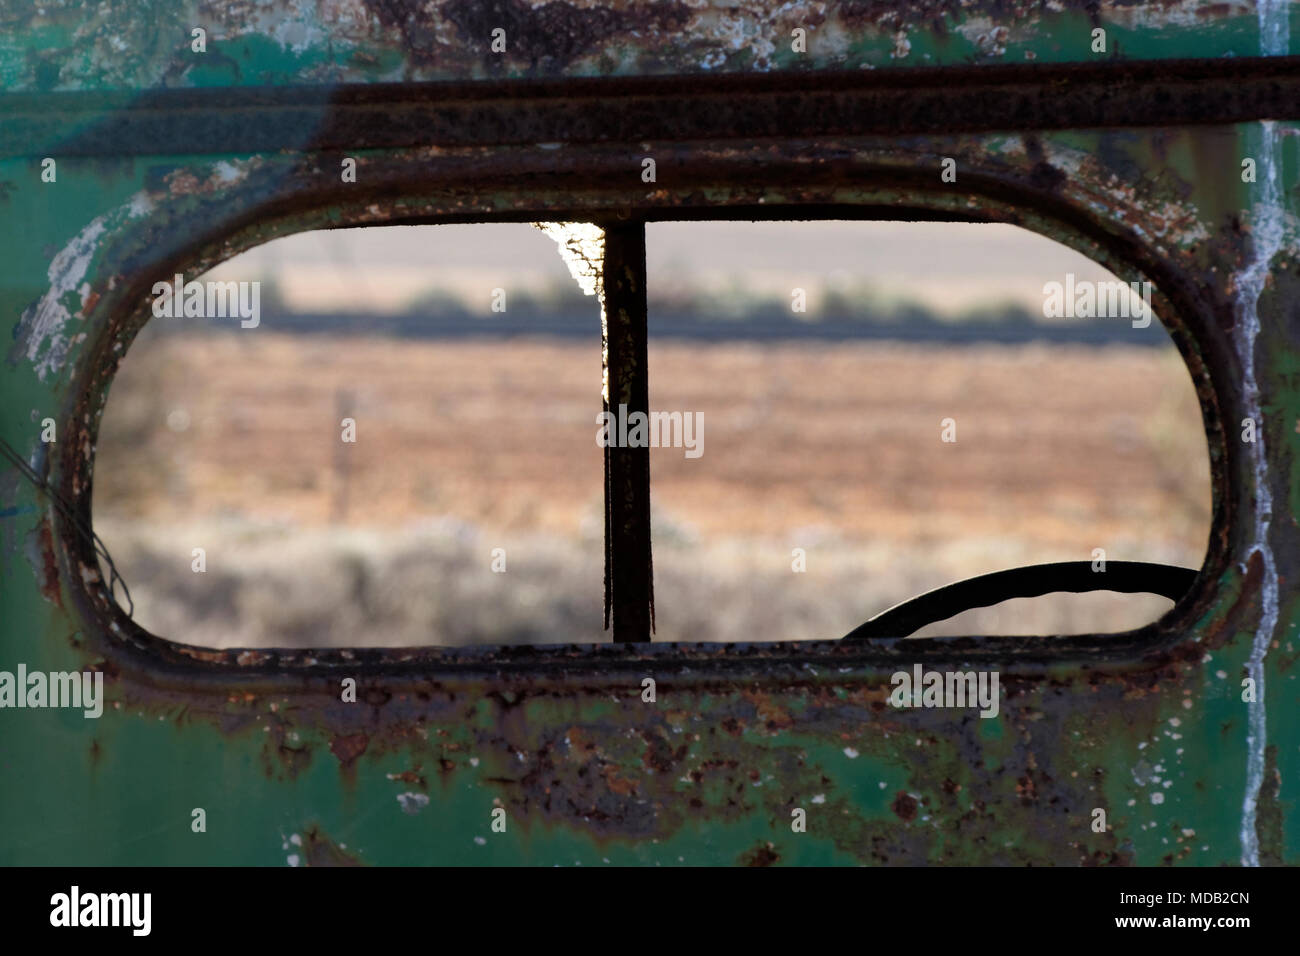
(565, 725, 596, 757)
(1257, 745, 1283, 867)
(740, 841, 780, 867)
(35, 515, 61, 607)
(719, 716, 744, 737)
(330, 732, 369, 767)
(744, 690, 795, 732)
(892, 791, 918, 821)
(434, 0, 689, 70)
(388, 766, 428, 789)
(639, 728, 687, 774)
(1217, 547, 1266, 645)
(602, 765, 639, 796)
(1015, 773, 1039, 804)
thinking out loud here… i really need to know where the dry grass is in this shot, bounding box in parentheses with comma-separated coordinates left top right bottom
(94, 332, 1210, 646)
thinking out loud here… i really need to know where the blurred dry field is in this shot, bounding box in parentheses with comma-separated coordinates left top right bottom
(94, 330, 1211, 647)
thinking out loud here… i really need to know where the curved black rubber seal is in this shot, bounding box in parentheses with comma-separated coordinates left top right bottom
(841, 561, 1197, 641)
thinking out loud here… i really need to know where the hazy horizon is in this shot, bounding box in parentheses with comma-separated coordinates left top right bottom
(200, 220, 1129, 319)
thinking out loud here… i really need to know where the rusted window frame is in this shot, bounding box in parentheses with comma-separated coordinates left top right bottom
(78, 206, 1218, 654)
(59, 199, 1231, 668)
(34, 58, 1272, 673)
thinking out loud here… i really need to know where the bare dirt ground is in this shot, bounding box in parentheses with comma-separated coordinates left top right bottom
(94, 332, 1210, 646)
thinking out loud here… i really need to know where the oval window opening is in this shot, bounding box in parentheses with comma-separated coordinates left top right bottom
(94, 219, 1212, 647)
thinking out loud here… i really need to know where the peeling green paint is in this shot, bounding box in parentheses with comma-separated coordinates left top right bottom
(0, 1, 1295, 91)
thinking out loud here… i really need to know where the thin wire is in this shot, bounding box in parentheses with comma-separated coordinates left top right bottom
(0, 436, 134, 618)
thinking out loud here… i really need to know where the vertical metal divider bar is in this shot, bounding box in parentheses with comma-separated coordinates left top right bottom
(600, 220, 654, 642)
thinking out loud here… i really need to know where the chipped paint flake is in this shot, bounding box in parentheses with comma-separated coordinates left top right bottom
(397, 792, 430, 815)
(13, 217, 107, 381)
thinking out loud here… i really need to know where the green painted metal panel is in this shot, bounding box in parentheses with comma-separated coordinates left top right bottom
(0, 1, 1296, 866)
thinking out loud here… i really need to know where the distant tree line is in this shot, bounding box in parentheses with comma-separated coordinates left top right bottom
(161, 278, 1172, 346)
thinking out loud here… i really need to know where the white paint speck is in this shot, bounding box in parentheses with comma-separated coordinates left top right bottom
(397, 792, 430, 815)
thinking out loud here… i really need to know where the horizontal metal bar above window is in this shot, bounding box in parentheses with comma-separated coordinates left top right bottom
(6, 56, 1300, 157)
